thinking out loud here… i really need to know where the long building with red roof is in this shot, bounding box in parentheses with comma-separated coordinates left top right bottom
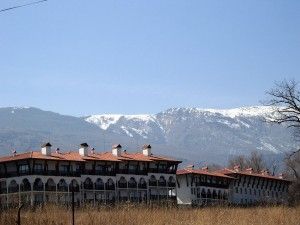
(176, 165, 291, 206)
(176, 166, 234, 205)
(219, 166, 291, 205)
(0, 143, 181, 207)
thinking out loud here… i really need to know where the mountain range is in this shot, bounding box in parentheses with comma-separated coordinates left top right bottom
(0, 106, 298, 166)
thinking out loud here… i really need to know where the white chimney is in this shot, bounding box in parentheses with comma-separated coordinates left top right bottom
(79, 143, 89, 156)
(112, 144, 122, 156)
(41, 142, 52, 156)
(142, 144, 152, 156)
(233, 165, 240, 172)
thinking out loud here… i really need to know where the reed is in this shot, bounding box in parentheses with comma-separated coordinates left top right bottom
(0, 204, 299, 225)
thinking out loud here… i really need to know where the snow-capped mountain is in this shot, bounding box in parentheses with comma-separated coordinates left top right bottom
(85, 106, 297, 163)
(0, 106, 297, 165)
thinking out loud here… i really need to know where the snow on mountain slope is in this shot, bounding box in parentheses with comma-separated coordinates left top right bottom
(85, 114, 157, 130)
(85, 106, 277, 135)
(0, 106, 296, 164)
(84, 106, 296, 162)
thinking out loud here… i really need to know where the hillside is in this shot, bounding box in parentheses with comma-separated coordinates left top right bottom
(0, 106, 297, 165)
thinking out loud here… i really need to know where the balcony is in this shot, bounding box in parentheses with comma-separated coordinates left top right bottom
(138, 183, 147, 189)
(69, 186, 80, 192)
(118, 183, 127, 189)
(128, 183, 137, 189)
(3, 170, 81, 178)
(0, 188, 7, 194)
(149, 181, 157, 187)
(105, 184, 115, 190)
(158, 181, 167, 187)
(83, 184, 93, 190)
(168, 182, 176, 187)
(148, 168, 177, 174)
(83, 169, 116, 176)
(117, 169, 128, 174)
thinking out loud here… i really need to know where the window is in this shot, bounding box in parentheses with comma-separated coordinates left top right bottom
(212, 177, 216, 184)
(19, 164, 29, 174)
(240, 188, 242, 194)
(207, 176, 211, 183)
(245, 188, 247, 194)
(34, 163, 43, 171)
(249, 189, 252, 195)
(235, 187, 238, 193)
(60, 165, 69, 173)
(75, 164, 81, 172)
(96, 165, 104, 172)
(254, 189, 256, 196)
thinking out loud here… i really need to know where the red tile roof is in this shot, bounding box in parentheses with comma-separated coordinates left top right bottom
(219, 168, 291, 182)
(0, 150, 181, 164)
(177, 168, 235, 179)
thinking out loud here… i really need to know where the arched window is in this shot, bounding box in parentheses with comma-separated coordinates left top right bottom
(217, 190, 222, 199)
(128, 177, 137, 188)
(45, 178, 56, 191)
(33, 178, 44, 191)
(57, 179, 68, 192)
(8, 180, 18, 193)
(158, 176, 166, 186)
(223, 191, 228, 200)
(139, 178, 147, 189)
(149, 175, 157, 186)
(69, 179, 79, 192)
(207, 189, 212, 199)
(20, 179, 31, 192)
(83, 178, 93, 190)
(105, 178, 115, 190)
(95, 178, 104, 190)
(212, 190, 217, 199)
(168, 176, 176, 187)
(118, 177, 127, 188)
(0, 181, 7, 194)
(201, 189, 206, 198)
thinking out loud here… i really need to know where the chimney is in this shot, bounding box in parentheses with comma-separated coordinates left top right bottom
(261, 169, 269, 176)
(112, 144, 122, 157)
(79, 143, 89, 156)
(246, 168, 253, 174)
(186, 164, 194, 170)
(278, 173, 283, 179)
(142, 144, 152, 156)
(12, 149, 17, 157)
(91, 147, 95, 154)
(55, 148, 60, 154)
(41, 142, 52, 156)
(233, 165, 240, 172)
(201, 166, 208, 171)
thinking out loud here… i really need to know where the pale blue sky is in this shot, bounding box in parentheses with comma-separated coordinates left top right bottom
(0, 0, 299, 116)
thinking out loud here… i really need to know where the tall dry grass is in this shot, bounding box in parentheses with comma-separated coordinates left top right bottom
(0, 204, 299, 225)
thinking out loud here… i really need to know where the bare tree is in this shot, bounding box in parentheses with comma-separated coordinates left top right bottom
(265, 79, 300, 140)
(228, 151, 267, 173)
(247, 151, 266, 173)
(265, 79, 300, 204)
(228, 155, 248, 170)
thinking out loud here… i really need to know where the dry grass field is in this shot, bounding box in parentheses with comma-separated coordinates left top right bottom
(0, 204, 299, 225)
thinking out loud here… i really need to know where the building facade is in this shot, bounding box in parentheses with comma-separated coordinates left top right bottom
(0, 143, 181, 207)
(176, 166, 233, 206)
(176, 166, 291, 206)
(220, 166, 290, 205)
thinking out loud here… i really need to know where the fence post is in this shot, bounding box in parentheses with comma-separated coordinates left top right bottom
(16, 204, 24, 225)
